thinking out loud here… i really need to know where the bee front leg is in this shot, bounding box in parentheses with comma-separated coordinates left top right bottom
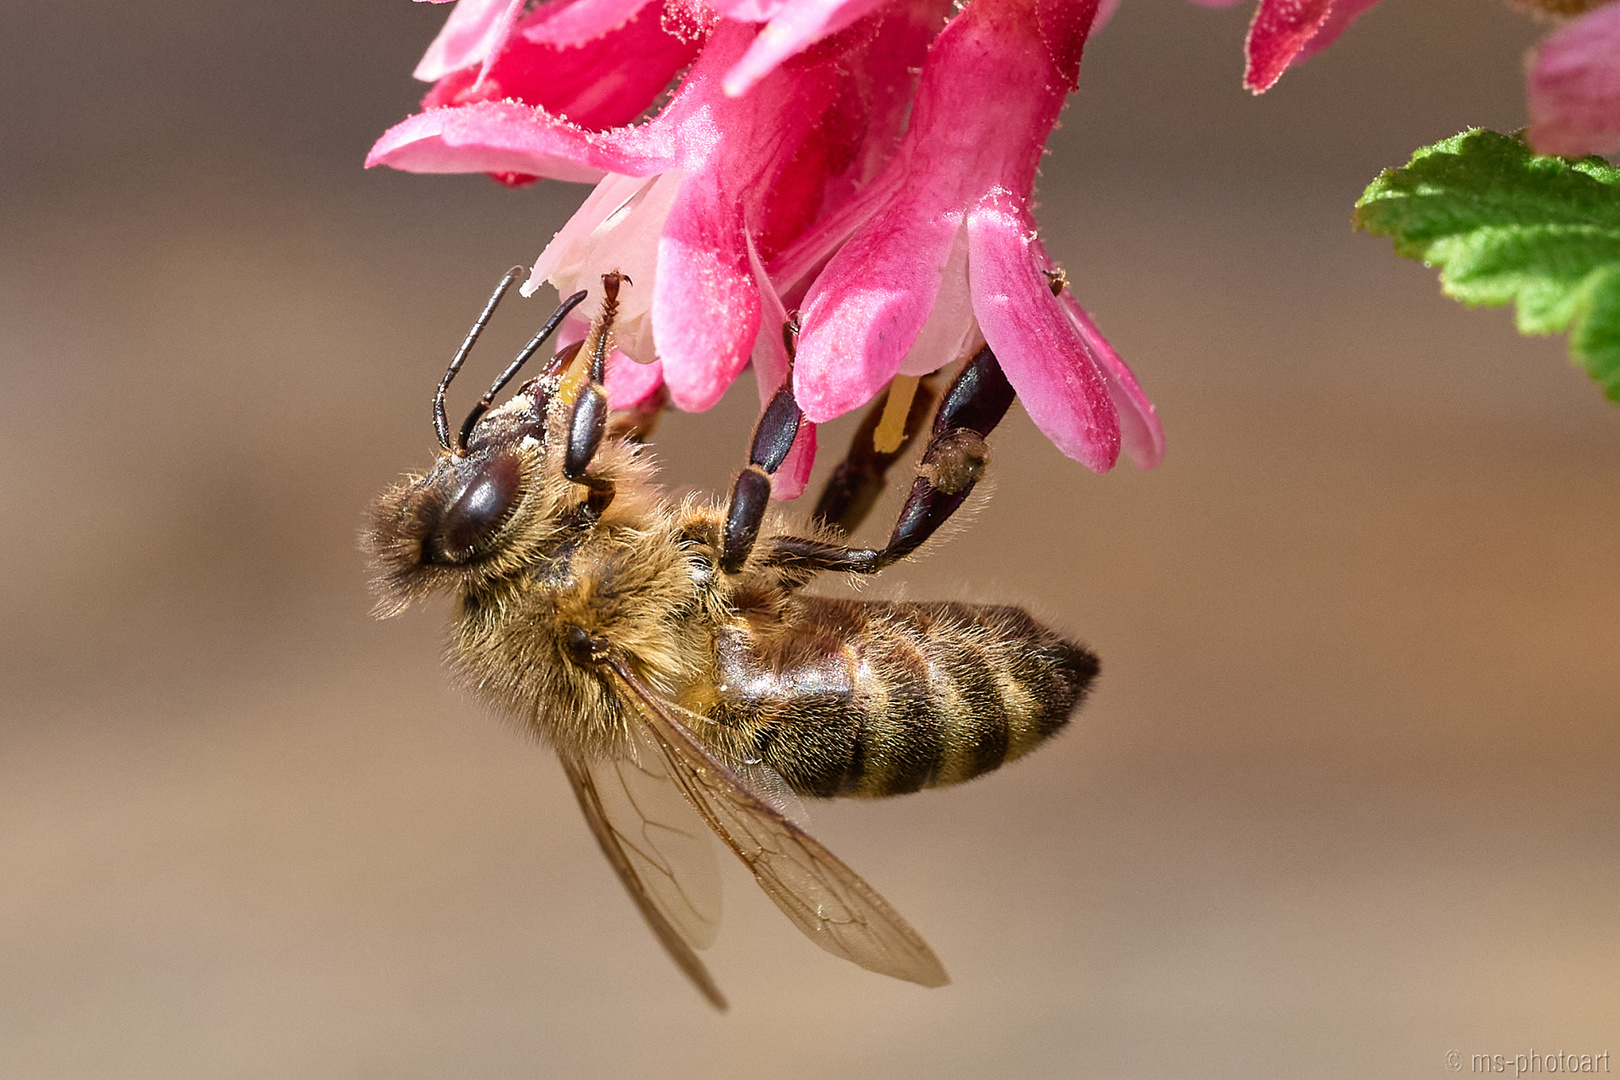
(766, 346, 1016, 575)
(563, 377, 616, 518)
(562, 273, 626, 519)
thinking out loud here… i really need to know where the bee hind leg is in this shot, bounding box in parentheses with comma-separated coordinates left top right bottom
(765, 345, 1016, 575)
(810, 377, 938, 538)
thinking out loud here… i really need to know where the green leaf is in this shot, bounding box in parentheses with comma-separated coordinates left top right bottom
(1353, 127, 1620, 402)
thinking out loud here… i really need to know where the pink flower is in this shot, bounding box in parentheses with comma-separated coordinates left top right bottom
(373, 16, 903, 412)
(420, 3, 708, 133)
(372, 0, 1164, 480)
(398, 0, 706, 189)
(1191, 0, 1385, 92)
(410, 0, 518, 83)
(1527, 1, 1620, 157)
(790, 0, 1163, 471)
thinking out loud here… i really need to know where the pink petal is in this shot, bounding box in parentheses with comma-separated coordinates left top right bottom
(653, 181, 761, 411)
(1034, 0, 1101, 86)
(896, 222, 976, 377)
(1294, 0, 1383, 63)
(835, 0, 956, 188)
(1091, 0, 1121, 33)
(966, 188, 1119, 472)
(745, 233, 792, 394)
(905, 0, 1074, 207)
(712, 0, 791, 22)
(793, 0, 1082, 421)
(414, 0, 513, 81)
(1243, 0, 1334, 93)
(471, 0, 528, 92)
(604, 349, 666, 408)
(721, 0, 893, 97)
(1026, 238, 1160, 469)
(523, 0, 659, 48)
(1050, 280, 1164, 469)
(540, 172, 685, 365)
(795, 191, 965, 422)
(650, 21, 840, 410)
(746, 233, 816, 498)
(1528, 0, 1620, 157)
(366, 100, 671, 183)
(768, 162, 906, 302)
(424, 2, 707, 130)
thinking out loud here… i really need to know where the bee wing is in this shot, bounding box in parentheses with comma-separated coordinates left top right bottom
(560, 741, 727, 1010)
(606, 658, 951, 989)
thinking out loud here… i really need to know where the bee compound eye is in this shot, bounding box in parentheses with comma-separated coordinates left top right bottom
(430, 451, 523, 564)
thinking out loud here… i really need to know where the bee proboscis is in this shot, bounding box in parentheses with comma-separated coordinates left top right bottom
(367, 269, 1097, 1008)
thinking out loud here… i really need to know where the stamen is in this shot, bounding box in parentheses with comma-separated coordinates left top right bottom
(873, 375, 921, 454)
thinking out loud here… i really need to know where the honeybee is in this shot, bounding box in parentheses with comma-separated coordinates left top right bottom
(367, 269, 1097, 1008)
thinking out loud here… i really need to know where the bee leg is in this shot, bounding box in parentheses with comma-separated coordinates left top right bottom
(562, 273, 627, 519)
(880, 343, 1015, 559)
(720, 382, 805, 574)
(811, 377, 938, 538)
(563, 378, 616, 518)
(767, 346, 1015, 574)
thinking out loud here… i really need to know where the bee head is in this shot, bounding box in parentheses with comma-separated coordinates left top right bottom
(366, 273, 593, 616)
(366, 436, 534, 616)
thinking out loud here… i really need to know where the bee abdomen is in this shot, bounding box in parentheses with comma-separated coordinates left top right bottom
(713, 599, 1097, 799)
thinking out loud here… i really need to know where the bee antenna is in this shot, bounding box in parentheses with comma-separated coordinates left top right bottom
(435, 266, 526, 452)
(456, 287, 591, 454)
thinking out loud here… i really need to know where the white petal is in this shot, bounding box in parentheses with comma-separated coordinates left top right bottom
(549, 169, 685, 364)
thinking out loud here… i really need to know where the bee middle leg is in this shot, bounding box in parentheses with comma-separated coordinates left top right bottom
(764, 345, 1016, 575)
(720, 379, 807, 574)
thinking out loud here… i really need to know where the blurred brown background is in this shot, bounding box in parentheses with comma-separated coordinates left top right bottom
(2, 1, 1617, 1077)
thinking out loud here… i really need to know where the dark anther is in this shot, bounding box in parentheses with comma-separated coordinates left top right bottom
(782, 312, 801, 360)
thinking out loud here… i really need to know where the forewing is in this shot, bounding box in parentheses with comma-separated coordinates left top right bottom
(734, 760, 810, 831)
(606, 659, 951, 989)
(560, 744, 727, 1010)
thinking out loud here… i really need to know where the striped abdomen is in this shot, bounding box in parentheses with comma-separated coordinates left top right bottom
(709, 598, 1097, 799)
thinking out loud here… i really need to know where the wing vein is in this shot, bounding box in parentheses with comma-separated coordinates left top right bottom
(605, 656, 951, 989)
(561, 755, 729, 1010)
